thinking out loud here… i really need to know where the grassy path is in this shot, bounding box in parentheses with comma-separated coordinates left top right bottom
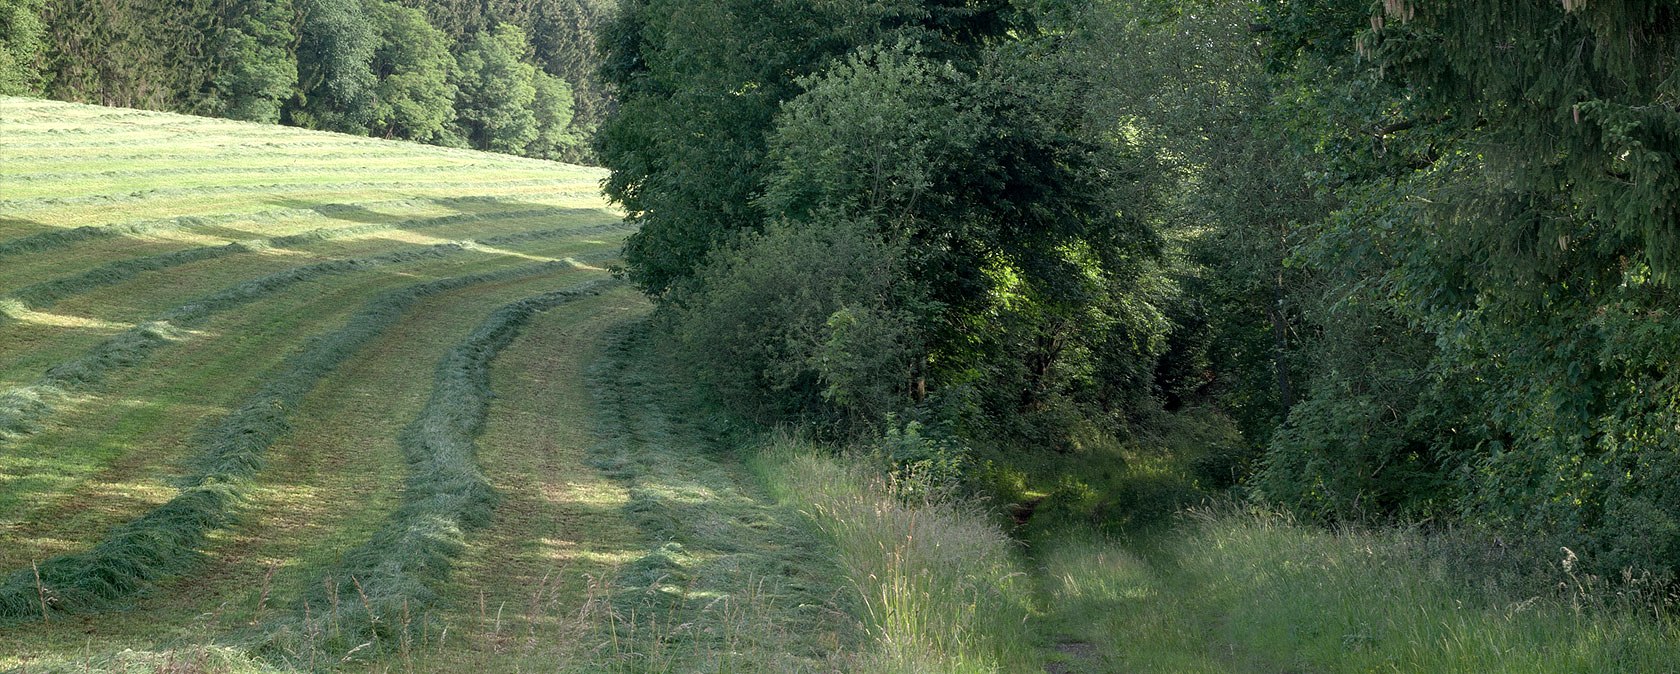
(578, 326, 855, 673)
(373, 287, 650, 672)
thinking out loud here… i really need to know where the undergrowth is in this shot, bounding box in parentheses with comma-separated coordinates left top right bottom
(1037, 508, 1680, 673)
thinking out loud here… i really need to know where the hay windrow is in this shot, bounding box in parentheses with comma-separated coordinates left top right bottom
(0, 205, 619, 311)
(281, 279, 621, 655)
(0, 227, 625, 443)
(0, 263, 603, 624)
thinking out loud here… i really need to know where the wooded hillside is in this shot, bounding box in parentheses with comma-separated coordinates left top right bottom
(0, 0, 611, 162)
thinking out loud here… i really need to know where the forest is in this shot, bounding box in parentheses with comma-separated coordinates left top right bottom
(0, 0, 612, 162)
(1, 0, 1678, 670)
(600, 0, 1680, 587)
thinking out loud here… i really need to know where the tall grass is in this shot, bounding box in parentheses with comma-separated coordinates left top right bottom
(0, 262, 596, 624)
(1039, 508, 1680, 673)
(272, 280, 621, 660)
(756, 439, 1041, 673)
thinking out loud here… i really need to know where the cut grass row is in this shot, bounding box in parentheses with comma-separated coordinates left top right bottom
(0, 200, 618, 298)
(578, 325, 856, 672)
(0, 230, 609, 445)
(0, 97, 629, 669)
(1, 164, 574, 194)
(0, 235, 619, 553)
(0, 218, 620, 399)
(421, 289, 647, 672)
(0, 182, 600, 222)
(0, 269, 626, 670)
(268, 279, 624, 662)
(0, 260, 607, 624)
(0, 206, 622, 310)
(0, 198, 506, 261)
(0, 192, 600, 239)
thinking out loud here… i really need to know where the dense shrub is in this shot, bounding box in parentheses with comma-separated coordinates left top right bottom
(670, 218, 921, 428)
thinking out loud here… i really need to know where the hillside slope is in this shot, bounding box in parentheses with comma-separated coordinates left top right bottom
(0, 97, 655, 670)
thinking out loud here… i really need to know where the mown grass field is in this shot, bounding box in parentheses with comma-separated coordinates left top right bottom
(5, 97, 1677, 674)
(0, 97, 657, 671)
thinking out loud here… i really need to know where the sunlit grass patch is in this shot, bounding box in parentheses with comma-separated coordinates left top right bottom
(757, 438, 1042, 674)
(0, 97, 628, 668)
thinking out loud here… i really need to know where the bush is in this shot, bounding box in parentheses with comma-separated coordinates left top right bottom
(670, 217, 923, 429)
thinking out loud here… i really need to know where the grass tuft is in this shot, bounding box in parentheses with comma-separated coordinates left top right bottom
(757, 439, 1042, 673)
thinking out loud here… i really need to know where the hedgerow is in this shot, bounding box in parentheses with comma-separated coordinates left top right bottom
(0, 261, 600, 624)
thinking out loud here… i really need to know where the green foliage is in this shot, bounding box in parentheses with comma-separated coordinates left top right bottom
(1222, 0, 1680, 579)
(292, 0, 378, 133)
(875, 418, 970, 501)
(0, 0, 45, 95)
(608, 6, 1175, 450)
(213, 0, 297, 123)
(37, 0, 223, 111)
(368, 0, 457, 143)
(453, 23, 538, 154)
(600, 0, 1019, 296)
(524, 69, 578, 159)
(21, 0, 602, 161)
(670, 217, 921, 426)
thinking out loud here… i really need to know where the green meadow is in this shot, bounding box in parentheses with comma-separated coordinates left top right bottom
(2, 97, 1675, 673)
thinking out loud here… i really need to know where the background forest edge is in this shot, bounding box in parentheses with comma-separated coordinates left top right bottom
(0, 0, 611, 164)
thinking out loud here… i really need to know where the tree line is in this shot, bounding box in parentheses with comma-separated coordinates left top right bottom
(0, 0, 611, 163)
(598, 0, 1680, 584)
